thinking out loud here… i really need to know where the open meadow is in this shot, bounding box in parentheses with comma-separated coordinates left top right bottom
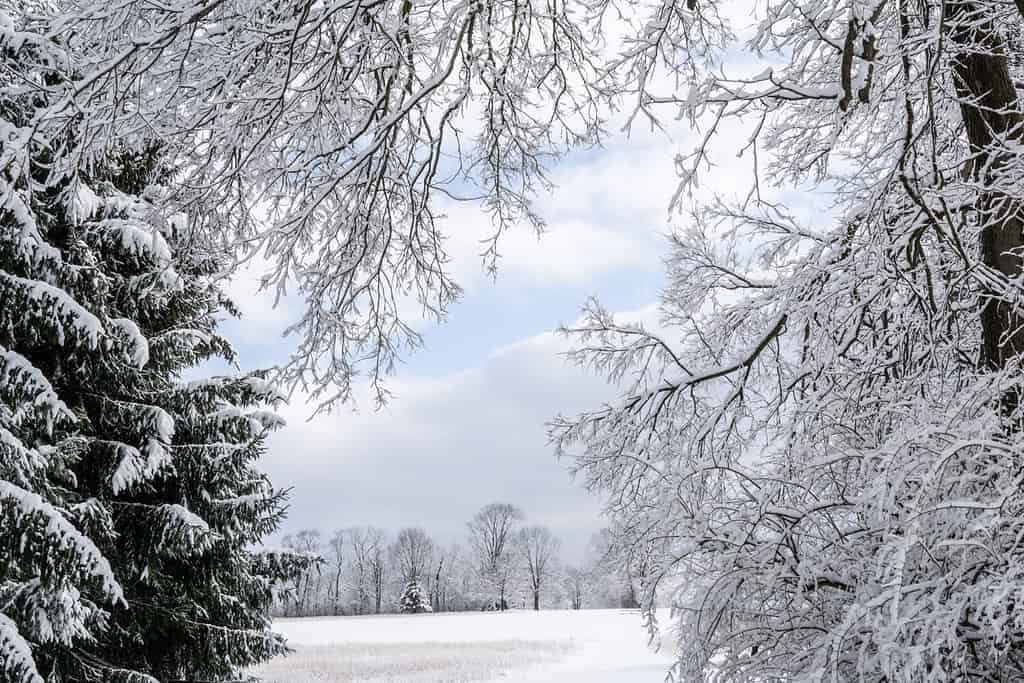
(254, 609, 676, 682)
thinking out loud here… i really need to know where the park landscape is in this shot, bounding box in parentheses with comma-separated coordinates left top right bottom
(6, 0, 1024, 681)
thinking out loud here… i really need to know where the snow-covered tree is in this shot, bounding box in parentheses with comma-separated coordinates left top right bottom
(0, 16, 122, 682)
(280, 529, 323, 616)
(326, 529, 346, 615)
(345, 526, 387, 615)
(562, 566, 588, 611)
(369, 531, 388, 615)
(518, 525, 559, 611)
(391, 527, 436, 585)
(429, 543, 468, 612)
(398, 580, 431, 614)
(0, 11, 300, 680)
(43, 0, 611, 409)
(468, 503, 522, 611)
(550, 2, 1024, 680)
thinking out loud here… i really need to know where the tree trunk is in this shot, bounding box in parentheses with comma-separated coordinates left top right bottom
(334, 571, 343, 616)
(433, 559, 443, 612)
(946, 1, 1024, 406)
(533, 589, 540, 611)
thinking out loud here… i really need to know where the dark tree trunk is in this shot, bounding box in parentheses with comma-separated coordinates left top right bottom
(433, 559, 443, 612)
(946, 2, 1024, 402)
(532, 589, 540, 611)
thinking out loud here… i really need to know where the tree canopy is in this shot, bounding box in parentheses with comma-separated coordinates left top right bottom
(551, 2, 1024, 679)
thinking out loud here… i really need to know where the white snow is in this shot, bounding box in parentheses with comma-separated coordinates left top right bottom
(18, 580, 93, 646)
(109, 405, 174, 493)
(0, 613, 43, 683)
(0, 480, 123, 604)
(93, 218, 172, 265)
(208, 406, 285, 433)
(241, 375, 288, 403)
(256, 609, 675, 683)
(0, 425, 43, 485)
(110, 317, 150, 368)
(71, 182, 101, 224)
(0, 346, 74, 431)
(109, 440, 169, 494)
(0, 273, 104, 348)
(152, 503, 218, 555)
(161, 503, 210, 533)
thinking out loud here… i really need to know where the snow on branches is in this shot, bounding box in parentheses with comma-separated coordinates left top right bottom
(49, 0, 609, 407)
(551, 1, 1024, 680)
(6, 0, 1024, 678)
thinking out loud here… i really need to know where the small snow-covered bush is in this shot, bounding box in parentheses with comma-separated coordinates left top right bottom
(399, 581, 432, 614)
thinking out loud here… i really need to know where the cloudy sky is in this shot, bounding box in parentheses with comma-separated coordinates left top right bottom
(204, 90, 770, 563)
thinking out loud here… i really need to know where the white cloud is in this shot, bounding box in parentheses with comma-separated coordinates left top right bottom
(437, 124, 686, 292)
(219, 255, 302, 352)
(265, 337, 584, 555)
(442, 208, 658, 289)
(259, 301, 669, 562)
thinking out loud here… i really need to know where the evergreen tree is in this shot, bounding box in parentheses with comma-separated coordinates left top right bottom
(0, 10, 304, 681)
(399, 581, 430, 614)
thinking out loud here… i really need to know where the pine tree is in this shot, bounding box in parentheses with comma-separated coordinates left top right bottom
(66, 148, 302, 680)
(1, 10, 305, 682)
(1, 13, 123, 682)
(399, 581, 430, 614)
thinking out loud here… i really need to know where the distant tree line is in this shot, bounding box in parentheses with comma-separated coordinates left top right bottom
(271, 503, 645, 617)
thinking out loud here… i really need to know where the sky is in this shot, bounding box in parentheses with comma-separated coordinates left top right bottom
(203, 52, 778, 563)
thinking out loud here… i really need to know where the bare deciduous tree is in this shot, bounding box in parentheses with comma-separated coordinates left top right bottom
(326, 530, 346, 615)
(563, 566, 587, 611)
(432, 543, 472, 612)
(467, 503, 523, 610)
(282, 529, 322, 616)
(518, 525, 560, 611)
(390, 527, 435, 585)
(369, 536, 388, 615)
(347, 526, 386, 615)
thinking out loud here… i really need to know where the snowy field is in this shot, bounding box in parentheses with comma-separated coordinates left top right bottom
(255, 609, 676, 682)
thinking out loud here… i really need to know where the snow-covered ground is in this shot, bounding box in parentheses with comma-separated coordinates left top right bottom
(255, 608, 676, 682)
